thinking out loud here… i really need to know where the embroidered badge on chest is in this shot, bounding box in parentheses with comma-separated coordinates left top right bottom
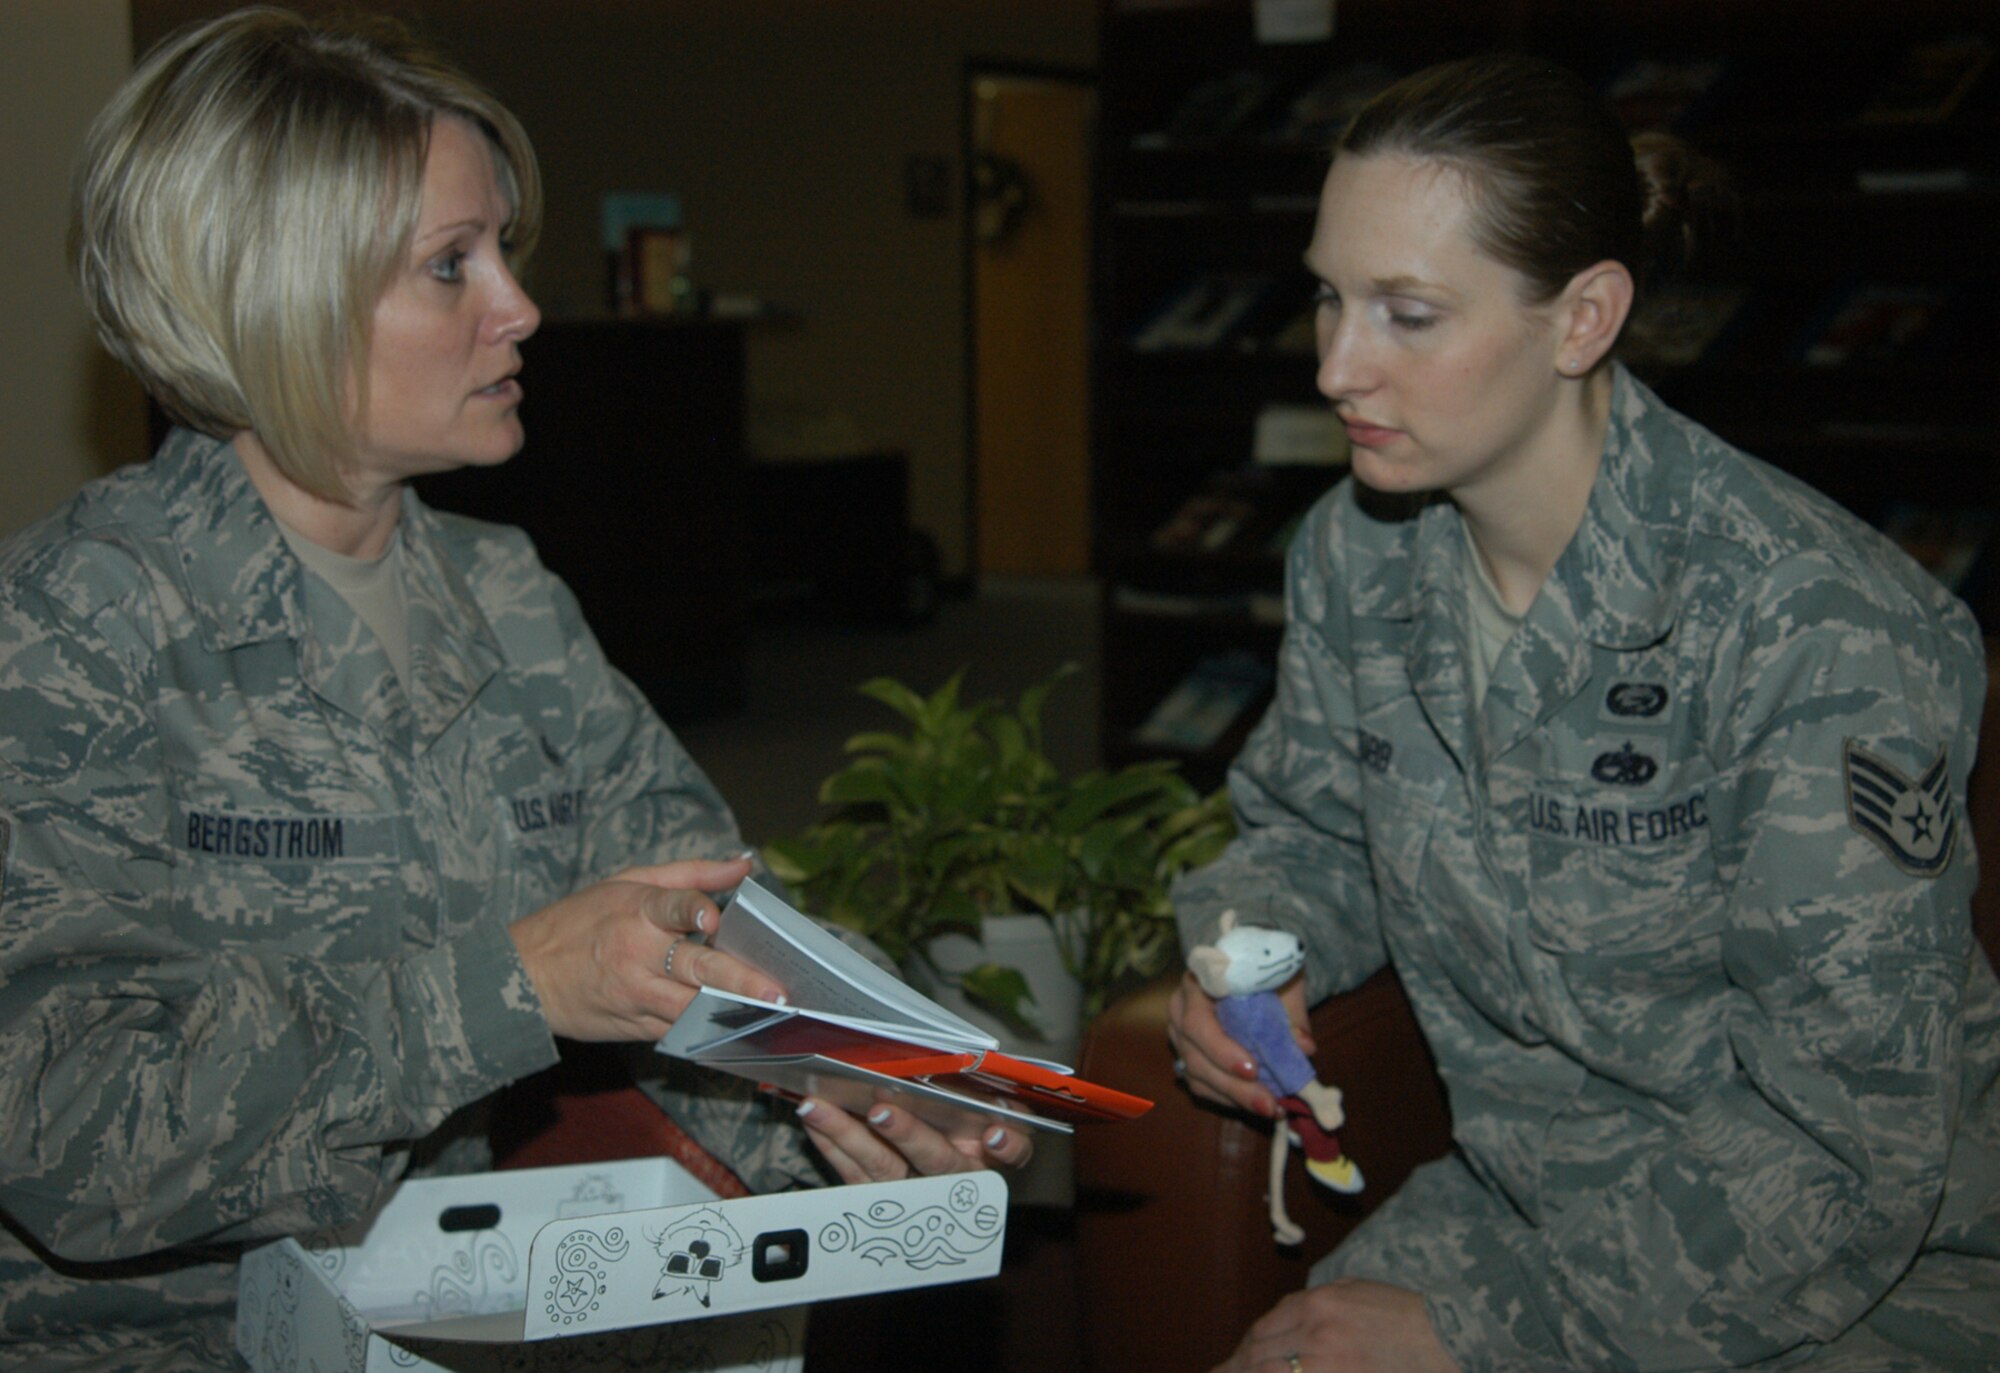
(1844, 740, 1957, 877)
(1604, 681, 1670, 722)
(1590, 742, 1659, 786)
(1357, 728, 1393, 775)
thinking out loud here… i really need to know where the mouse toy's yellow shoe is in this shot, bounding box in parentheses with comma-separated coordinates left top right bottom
(1306, 1153, 1364, 1195)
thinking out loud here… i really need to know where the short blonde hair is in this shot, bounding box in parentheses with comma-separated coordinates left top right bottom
(69, 6, 542, 498)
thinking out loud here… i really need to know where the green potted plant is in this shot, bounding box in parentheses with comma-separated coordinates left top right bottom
(762, 666, 1235, 1036)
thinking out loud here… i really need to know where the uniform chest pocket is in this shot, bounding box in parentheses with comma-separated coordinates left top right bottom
(169, 802, 408, 958)
(1363, 770, 1447, 913)
(498, 782, 587, 916)
(1526, 785, 1721, 955)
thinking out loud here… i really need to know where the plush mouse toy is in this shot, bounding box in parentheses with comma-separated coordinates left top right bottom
(1186, 912, 1363, 1246)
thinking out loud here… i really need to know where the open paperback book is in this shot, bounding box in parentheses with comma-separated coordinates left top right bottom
(657, 879, 1152, 1135)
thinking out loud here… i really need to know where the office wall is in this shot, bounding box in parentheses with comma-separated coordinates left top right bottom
(130, 1, 1098, 577)
(0, 0, 147, 541)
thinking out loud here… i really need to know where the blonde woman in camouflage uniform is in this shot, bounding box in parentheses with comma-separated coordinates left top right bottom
(1168, 55, 1999, 1373)
(0, 10, 1027, 1368)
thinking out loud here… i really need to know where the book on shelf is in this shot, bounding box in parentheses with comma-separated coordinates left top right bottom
(1254, 0, 1335, 45)
(657, 879, 1152, 1135)
(1603, 56, 1731, 132)
(1861, 35, 1993, 123)
(1796, 283, 1950, 367)
(1133, 650, 1275, 751)
(1152, 491, 1259, 554)
(1254, 403, 1350, 466)
(1879, 503, 1994, 596)
(1854, 167, 1983, 196)
(1111, 585, 1254, 619)
(1134, 68, 1276, 148)
(1132, 273, 1274, 351)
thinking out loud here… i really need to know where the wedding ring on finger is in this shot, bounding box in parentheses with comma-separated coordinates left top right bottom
(664, 939, 681, 979)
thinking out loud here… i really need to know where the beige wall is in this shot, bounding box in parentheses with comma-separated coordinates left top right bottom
(129, 1, 1097, 576)
(0, 0, 147, 541)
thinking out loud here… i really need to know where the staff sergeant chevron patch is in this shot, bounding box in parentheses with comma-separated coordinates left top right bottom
(1844, 740, 1957, 877)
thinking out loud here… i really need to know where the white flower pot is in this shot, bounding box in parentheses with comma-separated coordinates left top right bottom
(912, 912, 1084, 1207)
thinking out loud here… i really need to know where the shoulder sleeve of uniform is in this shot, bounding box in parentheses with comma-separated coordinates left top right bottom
(1172, 482, 1389, 1000)
(1707, 547, 1983, 924)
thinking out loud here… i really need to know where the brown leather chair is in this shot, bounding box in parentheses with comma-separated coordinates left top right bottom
(1072, 640, 2000, 1373)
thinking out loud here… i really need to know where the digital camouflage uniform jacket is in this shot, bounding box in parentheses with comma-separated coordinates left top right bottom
(0, 430, 826, 1370)
(1174, 369, 2000, 1371)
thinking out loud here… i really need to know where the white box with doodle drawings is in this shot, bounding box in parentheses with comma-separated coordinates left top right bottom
(236, 1156, 1009, 1371)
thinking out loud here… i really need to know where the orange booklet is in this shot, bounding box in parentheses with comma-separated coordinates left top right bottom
(656, 880, 1152, 1134)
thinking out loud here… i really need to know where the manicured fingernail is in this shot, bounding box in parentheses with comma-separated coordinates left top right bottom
(867, 1106, 892, 1126)
(694, 908, 711, 934)
(734, 847, 756, 861)
(1235, 1060, 1258, 1078)
(762, 991, 788, 1006)
(796, 1099, 817, 1120)
(984, 1128, 1007, 1150)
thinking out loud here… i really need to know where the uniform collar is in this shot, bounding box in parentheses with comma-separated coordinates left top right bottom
(158, 428, 308, 653)
(1544, 365, 1694, 652)
(159, 428, 503, 746)
(1345, 364, 1694, 650)
(397, 494, 505, 742)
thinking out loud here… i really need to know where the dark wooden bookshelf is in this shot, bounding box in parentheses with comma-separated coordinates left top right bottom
(1093, 0, 2000, 787)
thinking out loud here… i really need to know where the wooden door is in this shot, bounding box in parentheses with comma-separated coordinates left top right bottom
(971, 73, 1095, 577)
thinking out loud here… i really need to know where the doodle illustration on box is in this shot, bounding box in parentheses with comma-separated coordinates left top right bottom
(303, 1235, 347, 1282)
(816, 1179, 1003, 1271)
(239, 1244, 304, 1372)
(556, 1172, 627, 1219)
(336, 1291, 368, 1368)
(650, 1208, 745, 1309)
(420, 1231, 521, 1321)
(541, 1225, 630, 1328)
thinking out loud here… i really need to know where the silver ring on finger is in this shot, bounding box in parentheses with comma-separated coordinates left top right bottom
(1283, 1355, 1304, 1373)
(664, 939, 681, 979)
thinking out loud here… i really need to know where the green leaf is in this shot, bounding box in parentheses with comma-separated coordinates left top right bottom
(842, 730, 914, 760)
(1051, 769, 1168, 833)
(926, 884, 985, 938)
(856, 675, 930, 725)
(987, 714, 1027, 774)
(956, 961, 1040, 1035)
(918, 670, 971, 735)
(1013, 662, 1077, 753)
(820, 762, 901, 807)
(758, 837, 820, 884)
